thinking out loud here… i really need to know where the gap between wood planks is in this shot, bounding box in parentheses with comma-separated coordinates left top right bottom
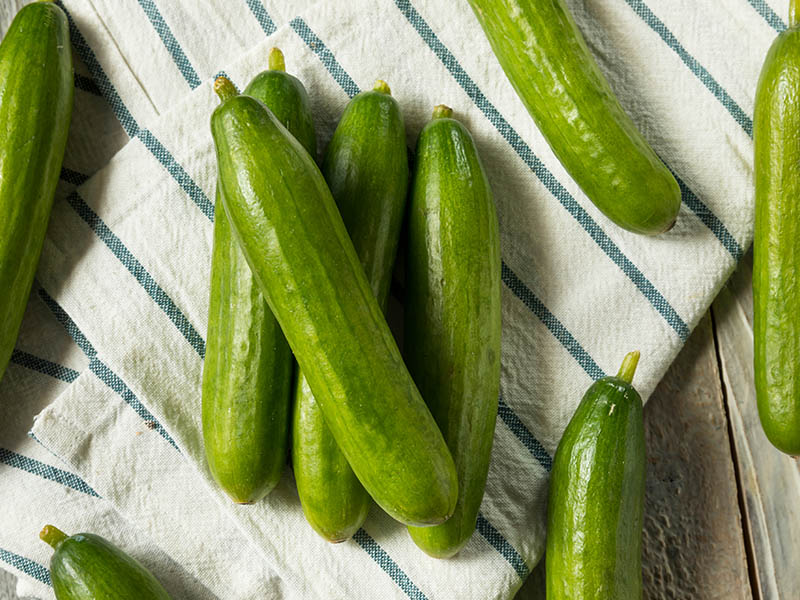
(710, 304, 760, 600)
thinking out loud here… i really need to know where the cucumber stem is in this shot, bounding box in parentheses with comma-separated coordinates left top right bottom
(616, 350, 640, 384)
(214, 77, 238, 102)
(269, 47, 285, 72)
(373, 79, 392, 95)
(40, 525, 68, 550)
(791, 0, 800, 28)
(432, 104, 453, 120)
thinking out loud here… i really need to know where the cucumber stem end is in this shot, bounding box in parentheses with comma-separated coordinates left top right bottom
(617, 350, 640, 384)
(40, 525, 68, 550)
(373, 79, 392, 95)
(269, 47, 286, 72)
(432, 104, 453, 120)
(214, 77, 238, 102)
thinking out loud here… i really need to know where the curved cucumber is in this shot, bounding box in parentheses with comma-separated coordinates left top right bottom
(202, 48, 314, 504)
(0, 0, 73, 382)
(293, 80, 408, 541)
(467, 0, 680, 235)
(753, 3, 800, 456)
(546, 352, 645, 599)
(405, 106, 501, 558)
(40, 525, 172, 600)
(211, 77, 457, 526)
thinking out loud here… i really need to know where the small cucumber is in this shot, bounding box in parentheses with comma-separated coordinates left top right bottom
(40, 525, 172, 599)
(293, 80, 408, 541)
(211, 77, 457, 526)
(202, 48, 314, 503)
(546, 352, 645, 599)
(0, 0, 73, 382)
(753, 1, 800, 456)
(405, 105, 501, 558)
(467, 0, 680, 235)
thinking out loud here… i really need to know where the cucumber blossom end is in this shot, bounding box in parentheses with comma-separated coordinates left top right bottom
(268, 47, 285, 72)
(616, 350, 640, 384)
(372, 79, 391, 95)
(40, 525, 68, 550)
(432, 104, 453, 120)
(214, 76, 238, 102)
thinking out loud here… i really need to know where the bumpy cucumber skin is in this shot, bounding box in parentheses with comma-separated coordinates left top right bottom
(293, 87, 408, 541)
(546, 376, 645, 599)
(467, 0, 680, 235)
(201, 67, 316, 504)
(244, 69, 317, 159)
(211, 95, 458, 526)
(50, 534, 172, 600)
(754, 24, 800, 457)
(405, 115, 501, 558)
(0, 1, 73, 382)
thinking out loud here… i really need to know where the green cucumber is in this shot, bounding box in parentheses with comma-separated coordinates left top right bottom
(466, 0, 680, 235)
(293, 80, 408, 541)
(753, 1, 800, 456)
(546, 352, 645, 599)
(405, 105, 501, 558)
(202, 48, 315, 503)
(0, 0, 73, 382)
(211, 77, 458, 526)
(40, 525, 172, 599)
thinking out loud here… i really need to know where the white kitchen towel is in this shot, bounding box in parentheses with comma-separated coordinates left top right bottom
(2, 0, 788, 597)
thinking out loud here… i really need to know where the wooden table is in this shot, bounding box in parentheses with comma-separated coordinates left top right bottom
(517, 252, 800, 599)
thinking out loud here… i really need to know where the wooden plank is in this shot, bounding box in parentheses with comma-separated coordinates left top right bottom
(516, 313, 750, 598)
(642, 312, 750, 598)
(712, 251, 800, 600)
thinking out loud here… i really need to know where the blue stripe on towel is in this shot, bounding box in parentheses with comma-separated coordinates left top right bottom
(352, 529, 429, 600)
(37, 289, 179, 450)
(0, 448, 99, 497)
(136, 0, 201, 89)
(624, 0, 753, 136)
(0, 548, 51, 586)
(9, 350, 80, 383)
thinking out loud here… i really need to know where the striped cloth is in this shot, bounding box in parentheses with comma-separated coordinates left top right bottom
(0, 0, 784, 597)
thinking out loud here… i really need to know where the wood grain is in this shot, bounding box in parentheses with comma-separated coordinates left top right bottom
(713, 251, 800, 600)
(642, 312, 750, 598)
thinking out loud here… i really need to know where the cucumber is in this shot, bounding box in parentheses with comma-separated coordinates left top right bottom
(0, 0, 73, 382)
(202, 48, 315, 504)
(546, 352, 645, 599)
(753, 2, 800, 456)
(405, 105, 501, 558)
(40, 525, 172, 599)
(293, 80, 408, 541)
(211, 77, 457, 526)
(466, 0, 680, 235)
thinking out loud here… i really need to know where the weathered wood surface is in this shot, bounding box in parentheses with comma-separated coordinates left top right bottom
(713, 251, 800, 600)
(641, 313, 749, 598)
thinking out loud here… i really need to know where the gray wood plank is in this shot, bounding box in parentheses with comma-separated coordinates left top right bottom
(642, 312, 750, 599)
(713, 251, 800, 600)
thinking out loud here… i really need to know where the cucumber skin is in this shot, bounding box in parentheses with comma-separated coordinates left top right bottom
(50, 534, 172, 600)
(211, 95, 458, 526)
(546, 376, 645, 599)
(467, 0, 680, 235)
(201, 68, 316, 503)
(405, 116, 501, 558)
(754, 24, 800, 456)
(0, 1, 73, 382)
(293, 88, 408, 541)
